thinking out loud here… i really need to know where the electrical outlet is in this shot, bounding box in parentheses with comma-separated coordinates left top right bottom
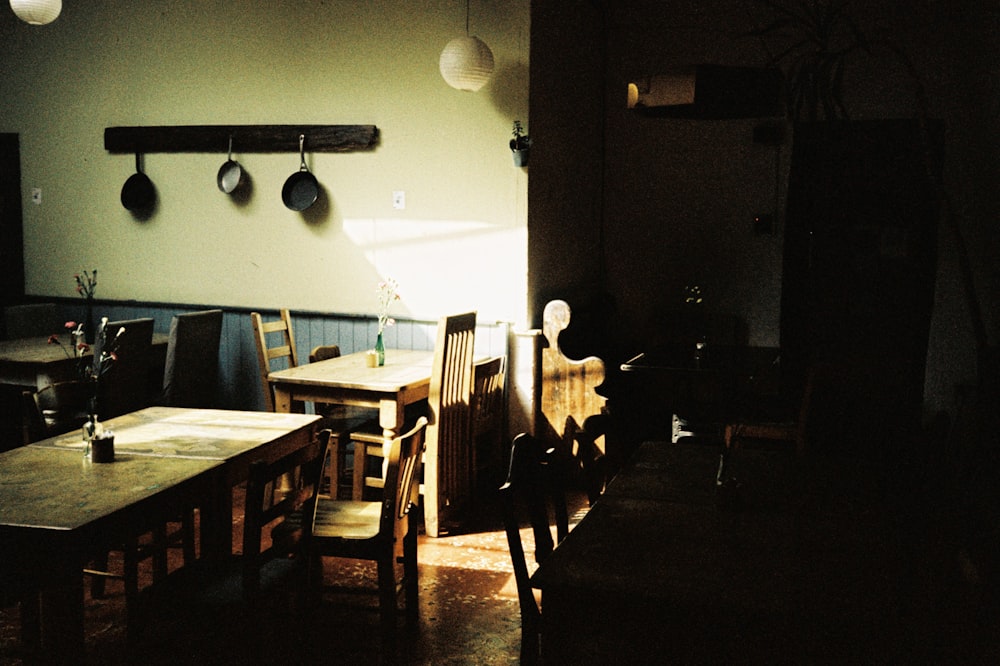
(392, 191, 405, 210)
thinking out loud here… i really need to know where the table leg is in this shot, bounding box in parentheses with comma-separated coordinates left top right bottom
(272, 386, 294, 413)
(199, 480, 234, 563)
(378, 397, 405, 478)
(38, 569, 85, 659)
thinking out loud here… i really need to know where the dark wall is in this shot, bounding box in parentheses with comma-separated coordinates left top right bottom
(528, 0, 1000, 420)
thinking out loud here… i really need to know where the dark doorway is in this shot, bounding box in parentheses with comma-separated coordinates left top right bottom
(0, 133, 25, 313)
(780, 120, 944, 459)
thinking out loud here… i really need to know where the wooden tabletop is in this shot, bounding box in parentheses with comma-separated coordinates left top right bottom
(28, 406, 321, 459)
(0, 444, 220, 532)
(268, 348, 435, 392)
(0, 333, 169, 388)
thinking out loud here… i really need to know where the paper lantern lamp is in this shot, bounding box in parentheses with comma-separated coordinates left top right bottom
(439, 35, 494, 92)
(9, 0, 62, 25)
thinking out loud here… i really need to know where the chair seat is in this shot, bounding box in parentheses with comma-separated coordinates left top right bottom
(313, 500, 382, 540)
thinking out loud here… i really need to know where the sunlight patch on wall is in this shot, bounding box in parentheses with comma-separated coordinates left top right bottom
(343, 218, 527, 327)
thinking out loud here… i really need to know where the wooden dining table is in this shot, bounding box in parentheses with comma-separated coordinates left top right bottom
(267, 348, 436, 442)
(0, 406, 321, 660)
(0, 333, 169, 390)
(530, 441, 899, 663)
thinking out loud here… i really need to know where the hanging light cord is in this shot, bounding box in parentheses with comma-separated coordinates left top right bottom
(465, 0, 471, 36)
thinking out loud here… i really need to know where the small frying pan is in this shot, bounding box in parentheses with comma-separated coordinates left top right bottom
(217, 136, 245, 194)
(120, 153, 155, 211)
(281, 134, 318, 211)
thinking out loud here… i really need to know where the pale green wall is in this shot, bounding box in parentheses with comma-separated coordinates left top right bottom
(1, 0, 529, 326)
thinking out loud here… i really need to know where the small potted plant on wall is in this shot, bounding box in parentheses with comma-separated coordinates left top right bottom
(510, 120, 530, 166)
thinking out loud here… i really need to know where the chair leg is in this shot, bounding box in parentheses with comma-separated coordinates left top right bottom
(377, 555, 398, 649)
(19, 593, 41, 653)
(403, 515, 419, 626)
(352, 436, 366, 500)
(151, 526, 169, 581)
(181, 509, 197, 564)
(90, 552, 110, 598)
(123, 535, 142, 639)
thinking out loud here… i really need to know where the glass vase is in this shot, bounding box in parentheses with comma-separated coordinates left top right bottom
(82, 413, 103, 459)
(375, 331, 385, 366)
(84, 299, 95, 343)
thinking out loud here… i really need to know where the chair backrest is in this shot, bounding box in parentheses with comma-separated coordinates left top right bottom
(96, 317, 154, 419)
(499, 432, 569, 662)
(242, 429, 330, 599)
(161, 309, 224, 408)
(381, 417, 428, 555)
(540, 300, 606, 459)
(308, 344, 341, 363)
(472, 355, 507, 484)
(423, 311, 477, 537)
(251, 309, 298, 411)
(23, 380, 93, 444)
(4, 303, 57, 339)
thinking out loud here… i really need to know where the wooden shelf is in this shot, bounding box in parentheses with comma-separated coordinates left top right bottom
(104, 124, 379, 154)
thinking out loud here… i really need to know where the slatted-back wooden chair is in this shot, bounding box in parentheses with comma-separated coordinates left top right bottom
(308, 417, 428, 650)
(423, 311, 477, 537)
(471, 355, 507, 493)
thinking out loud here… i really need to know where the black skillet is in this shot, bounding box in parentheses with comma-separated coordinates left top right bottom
(281, 134, 318, 211)
(120, 153, 155, 211)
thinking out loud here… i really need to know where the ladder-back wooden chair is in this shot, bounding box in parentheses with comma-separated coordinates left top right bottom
(251, 309, 298, 412)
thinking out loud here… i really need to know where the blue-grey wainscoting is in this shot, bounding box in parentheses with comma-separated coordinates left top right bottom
(51, 300, 510, 412)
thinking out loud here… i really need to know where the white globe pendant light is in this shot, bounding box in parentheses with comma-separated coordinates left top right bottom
(440, 35, 494, 92)
(439, 0, 494, 92)
(9, 0, 62, 25)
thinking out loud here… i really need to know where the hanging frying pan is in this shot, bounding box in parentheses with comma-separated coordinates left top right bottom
(281, 134, 318, 211)
(217, 135, 245, 194)
(120, 153, 156, 211)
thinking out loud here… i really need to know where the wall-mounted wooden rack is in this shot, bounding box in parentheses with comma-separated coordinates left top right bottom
(104, 124, 379, 154)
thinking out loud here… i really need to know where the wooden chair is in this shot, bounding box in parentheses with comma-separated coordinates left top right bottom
(499, 432, 569, 665)
(160, 309, 223, 408)
(308, 344, 341, 363)
(308, 417, 428, 649)
(471, 355, 507, 494)
(540, 299, 610, 490)
(423, 311, 477, 537)
(137, 430, 329, 655)
(88, 318, 192, 602)
(723, 364, 818, 456)
(251, 309, 298, 412)
(96, 317, 154, 419)
(354, 312, 477, 536)
(21, 380, 92, 445)
(307, 342, 386, 501)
